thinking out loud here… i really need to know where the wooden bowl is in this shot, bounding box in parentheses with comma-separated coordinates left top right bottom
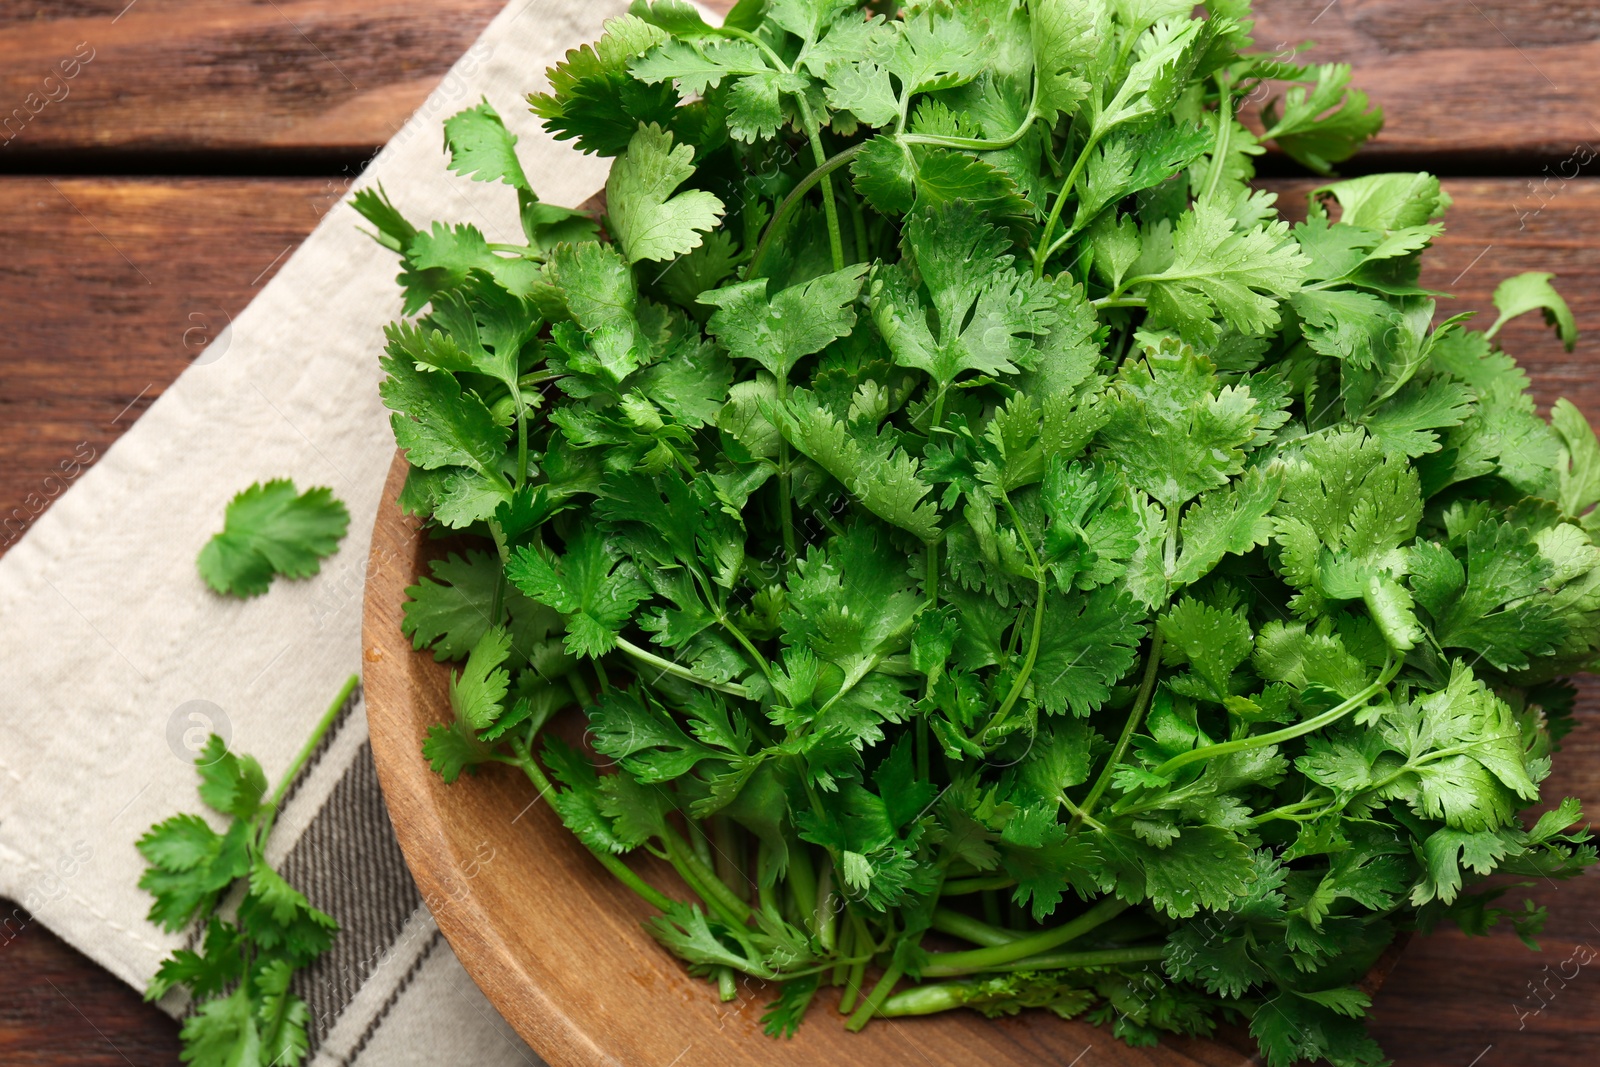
(363, 450, 1382, 1066)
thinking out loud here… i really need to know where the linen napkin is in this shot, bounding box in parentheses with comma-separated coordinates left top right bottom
(0, 1, 635, 1062)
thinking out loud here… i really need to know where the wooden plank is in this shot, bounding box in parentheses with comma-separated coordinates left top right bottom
(1249, 0, 1600, 163)
(0, 177, 342, 551)
(0, 918, 180, 1066)
(0, 1, 1592, 163)
(5, 175, 1600, 1062)
(0, 0, 504, 158)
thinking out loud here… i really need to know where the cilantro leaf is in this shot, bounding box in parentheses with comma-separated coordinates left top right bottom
(507, 530, 651, 658)
(1171, 464, 1282, 587)
(380, 349, 509, 479)
(444, 98, 531, 190)
(1097, 344, 1260, 509)
(1260, 63, 1383, 175)
(195, 736, 268, 821)
(1133, 204, 1309, 344)
(528, 14, 676, 156)
(605, 123, 726, 264)
(1489, 271, 1578, 352)
(197, 480, 349, 598)
(1409, 520, 1563, 671)
(1032, 587, 1145, 716)
(450, 626, 513, 731)
(703, 264, 868, 378)
(1030, 0, 1103, 124)
(872, 202, 1057, 392)
(1160, 596, 1252, 703)
(780, 389, 942, 542)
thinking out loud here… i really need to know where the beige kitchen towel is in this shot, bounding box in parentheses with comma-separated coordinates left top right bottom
(0, 1, 635, 1063)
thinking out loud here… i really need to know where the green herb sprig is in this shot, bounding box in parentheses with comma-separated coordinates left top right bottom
(139, 675, 357, 1066)
(360, 2, 1597, 1063)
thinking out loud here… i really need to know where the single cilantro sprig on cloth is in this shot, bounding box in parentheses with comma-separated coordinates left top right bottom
(138, 676, 356, 1067)
(358, 2, 1598, 1064)
(198, 480, 350, 598)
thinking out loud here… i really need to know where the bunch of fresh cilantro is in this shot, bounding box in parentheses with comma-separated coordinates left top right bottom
(358, 2, 1599, 1063)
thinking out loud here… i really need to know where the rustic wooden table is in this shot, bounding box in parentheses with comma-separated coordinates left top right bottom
(2, 2, 1599, 1064)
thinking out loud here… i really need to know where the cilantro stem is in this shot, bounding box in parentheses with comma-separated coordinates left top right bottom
(613, 636, 753, 699)
(689, 816, 715, 870)
(940, 874, 1017, 896)
(837, 919, 869, 1011)
(954, 943, 1169, 976)
(516, 370, 560, 390)
(846, 187, 869, 260)
(876, 983, 972, 1018)
(920, 898, 1131, 977)
(257, 673, 359, 844)
(1073, 629, 1164, 830)
(845, 960, 904, 1031)
(748, 142, 866, 277)
(711, 815, 745, 899)
(721, 26, 788, 71)
(900, 96, 1039, 153)
(930, 907, 1021, 947)
(1033, 131, 1102, 279)
(756, 840, 780, 917)
(1357, 742, 1495, 806)
(1149, 657, 1400, 779)
(1199, 73, 1235, 207)
(776, 366, 797, 575)
(511, 752, 675, 912)
(486, 556, 505, 620)
(830, 912, 855, 985)
(877, 944, 1167, 1018)
(780, 952, 876, 982)
(1103, 274, 1159, 301)
(1090, 296, 1147, 311)
(566, 669, 593, 710)
(716, 967, 739, 1001)
(1245, 796, 1338, 827)
(663, 825, 754, 928)
(715, 611, 775, 683)
(815, 858, 838, 951)
(510, 382, 530, 486)
(915, 714, 931, 782)
(716, 25, 850, 274)
(795, 95, 847, 273)
(982, 888, 1002, 927)
(979, 493, 1047, 744)
(1058, 790, 1106, 833)
(789, 841, 817, 926)
(916, 539, 938, 783)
